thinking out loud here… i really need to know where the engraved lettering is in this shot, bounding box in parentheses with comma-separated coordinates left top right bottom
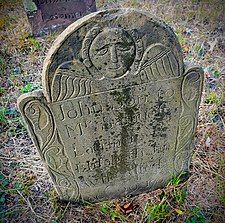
(65, 124, 76, 138)
(67, 107, 78, 119)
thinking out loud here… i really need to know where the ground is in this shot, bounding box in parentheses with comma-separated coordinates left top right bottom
(0, 0, 224, 222)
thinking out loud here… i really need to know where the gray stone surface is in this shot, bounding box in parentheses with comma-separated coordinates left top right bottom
(23, 0, 96, 36)
(18, 9, 204, 202)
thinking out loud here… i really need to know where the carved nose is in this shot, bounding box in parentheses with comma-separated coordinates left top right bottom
(110, 45, 118, 63)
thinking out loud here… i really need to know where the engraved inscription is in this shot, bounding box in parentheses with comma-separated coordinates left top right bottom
(26, 0, 96, 36)
(36, 0, 77, 4)
(37, 0, 94, 21)
(51, 79, 182, 191)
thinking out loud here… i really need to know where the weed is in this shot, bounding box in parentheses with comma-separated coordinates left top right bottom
(145, 196, 171, 222)
(216, 153, 225, 204)
(168, 172, 187, 187)
(99, 201, 127, 222)
(143, 173, 189, 222)
(0, 54, 7, 73)
(194, 44, 204, 59)
(16, 32, 41, 52)
(205, 92, 223, 106)
(44, 189, 59, 210)
(0, 106, 26, 136)
(175, 29, 187, 46)
(0, 16, 7, 29)
(213, 70, 221, 78)
(0, 107, 7, 125)
(130, 0, 139, 7)
(186, 207, 206, 223)
(20, 83, 34, 93)
(7, 124, 25, 137)
(185, 10, 196, 21)
(44, 189, 69, 222)
(168, 173, 187, 205)
(0, 87, 5, 96)
(174, 188, 187, 205)
(190, 0, 224, 29)
(0, 173, 28, 220)
(169, 174, 182, 187)
(28, 37, 41, 51)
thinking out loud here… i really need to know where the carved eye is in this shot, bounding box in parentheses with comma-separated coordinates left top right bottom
(97, 47, 108, 56)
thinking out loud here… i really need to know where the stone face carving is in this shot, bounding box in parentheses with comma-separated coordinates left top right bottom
(84, 27, 136, 78)
(18, 9, 204, 202)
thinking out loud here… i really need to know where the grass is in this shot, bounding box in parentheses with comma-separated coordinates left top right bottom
(141, 174, 199, 222)
(99, 201, 128, 222)
(186, 207, 206, 223)
(144, 196, 171, 222)
(0, 172, 32, 220)
(0, 0, 225, 222)
(205, 92, 224, 106)
(216, 153, 225, 205)
(0, 107, 7, 125)
(19, 83, 34, 93)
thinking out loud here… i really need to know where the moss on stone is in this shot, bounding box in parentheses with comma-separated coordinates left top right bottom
(23, 0, 37, 13)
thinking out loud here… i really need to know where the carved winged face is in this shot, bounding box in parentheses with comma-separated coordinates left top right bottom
(89, 28, 135, 78)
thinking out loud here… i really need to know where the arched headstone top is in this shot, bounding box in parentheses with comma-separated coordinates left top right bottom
(42, 8, 184, 102)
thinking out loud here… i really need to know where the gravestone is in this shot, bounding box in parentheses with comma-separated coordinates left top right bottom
(23, 0, 96, 36)
(18, 9, 204, 202)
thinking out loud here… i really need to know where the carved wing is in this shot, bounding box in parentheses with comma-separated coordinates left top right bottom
(173, 67, 204, 173)
(18, 93, 80, 200)
(138, 43, 180, 80)
(51, 60, 93, 102)
(181, 67, 204, 110)
(23, 97, 54, 150)
(44, 130, 80, 200)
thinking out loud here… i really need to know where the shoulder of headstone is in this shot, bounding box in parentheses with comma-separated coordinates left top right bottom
(183, 63, 204, 75)
(17, 90, 45, 112)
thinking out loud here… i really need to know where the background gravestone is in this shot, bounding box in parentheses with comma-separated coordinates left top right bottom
(18, 9, 204, 202)
(23, 0, 96, 36)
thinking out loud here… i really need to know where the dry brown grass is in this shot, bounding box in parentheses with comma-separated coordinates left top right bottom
(0, 0, 224, 222)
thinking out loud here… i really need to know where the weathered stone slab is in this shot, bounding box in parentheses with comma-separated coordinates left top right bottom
(23, 0, 96, 36)
(18, 9, 204, 202)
